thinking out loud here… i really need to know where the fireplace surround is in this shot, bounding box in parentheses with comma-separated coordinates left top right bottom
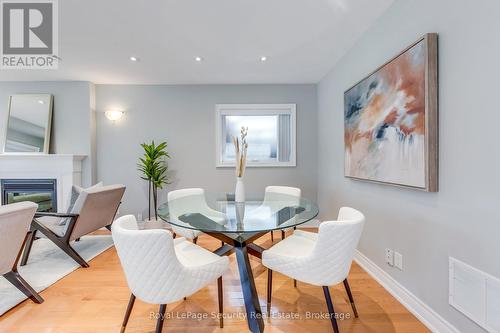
(0, 154, 86, 212)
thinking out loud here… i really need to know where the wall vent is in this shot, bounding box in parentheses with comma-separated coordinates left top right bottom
(449, 257, 500, 332)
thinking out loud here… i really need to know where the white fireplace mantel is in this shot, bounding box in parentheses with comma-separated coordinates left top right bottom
(0, 154, 87, 211)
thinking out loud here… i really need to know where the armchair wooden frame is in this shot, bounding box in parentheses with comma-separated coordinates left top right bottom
(20, 211, 110, 268)
(3, 232, 44, 304)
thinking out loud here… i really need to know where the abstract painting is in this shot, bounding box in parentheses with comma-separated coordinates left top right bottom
(344, 34, 438, 191)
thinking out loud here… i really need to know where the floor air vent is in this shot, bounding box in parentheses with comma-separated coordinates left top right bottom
(449, 257, 500, 332)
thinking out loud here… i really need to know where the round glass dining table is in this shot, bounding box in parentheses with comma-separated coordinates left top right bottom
(156, 192, 319, 333)
(158, 192, 318, 235)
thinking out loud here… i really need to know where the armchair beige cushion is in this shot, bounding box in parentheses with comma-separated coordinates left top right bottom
(59, 182, 103, 226)
(0, 202, 37, 275)
(38, 216, 67, 237)
(69, 184, 125, 241)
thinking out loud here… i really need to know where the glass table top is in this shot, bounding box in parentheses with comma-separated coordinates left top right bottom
(157, 192, 319, 234)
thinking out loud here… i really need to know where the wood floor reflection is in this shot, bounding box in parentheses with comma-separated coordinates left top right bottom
(0, 229, 430, 333)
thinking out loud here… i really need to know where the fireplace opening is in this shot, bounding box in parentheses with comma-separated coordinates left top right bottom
(1, 179, 57, 212)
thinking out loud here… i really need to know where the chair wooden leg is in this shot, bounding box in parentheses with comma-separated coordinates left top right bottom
(221, 241, 224, 247)
(343, 279, 358, 318)
(3, 271, 44, 304)
(193, 237, 198, 244)
(267, 269, 272, 317)
(172, 232, 176, 239)
(217, 276, 223, 328)
(281, 230, 286, 239)
(270, 231, 274, 242)
(294, 279, 297, 288)
(60, 242, 89, 268)
(30, 219, 89, 268)
(322, 286, 339, 333)
(20, 230, 36, 266)
(120, 294, 136, 333)
(155, 304, 167, 333)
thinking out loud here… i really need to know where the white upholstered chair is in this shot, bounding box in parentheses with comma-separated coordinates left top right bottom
(112, 215, 229, 333)
(262, 207, 365, 333)
(167, 188, 226, 244)
(21, 184, 126, 268)
(263, 186, 301, 241)
(0, 201, 43, 304)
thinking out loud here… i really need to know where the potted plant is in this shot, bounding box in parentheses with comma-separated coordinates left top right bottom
(138, 141, 170, 221)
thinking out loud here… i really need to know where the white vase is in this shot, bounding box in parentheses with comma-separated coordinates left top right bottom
(235, 177, 245, 202)
(235, 202, 245, 224)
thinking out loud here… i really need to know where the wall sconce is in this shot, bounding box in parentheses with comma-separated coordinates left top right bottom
(105, 110, 124, 121)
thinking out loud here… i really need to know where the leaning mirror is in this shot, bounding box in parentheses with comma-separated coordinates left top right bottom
(3, 94, 53, 153)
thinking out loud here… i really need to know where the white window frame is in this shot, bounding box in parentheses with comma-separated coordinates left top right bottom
(215, 104, 297, 168)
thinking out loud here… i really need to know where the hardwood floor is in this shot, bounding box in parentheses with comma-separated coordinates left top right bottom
(0, 229, 430, 333)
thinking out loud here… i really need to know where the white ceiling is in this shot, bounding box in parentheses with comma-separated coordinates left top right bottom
(0, 0, 394, 84)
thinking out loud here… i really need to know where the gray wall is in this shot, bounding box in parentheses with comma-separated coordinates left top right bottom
(0, 81, 96, 185)
(317, 0, 500, 332)
(96, 84, 317, 217)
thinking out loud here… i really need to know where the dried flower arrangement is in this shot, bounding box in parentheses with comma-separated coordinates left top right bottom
(232, 126, 248, 178)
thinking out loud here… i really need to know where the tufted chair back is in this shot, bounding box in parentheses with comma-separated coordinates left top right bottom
(312, 207, 365, 285)
(264, 186, 301, 207)
(112, 214, 228, 305)
(112, 215, 185, 304)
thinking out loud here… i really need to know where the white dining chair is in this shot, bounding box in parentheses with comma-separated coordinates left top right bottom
(262, 207, 365, 333)
(0, 201, 44, 304)
(112, 214, 229, 333)
(167, 188, 226, 244)
(263, 186, 301, 241)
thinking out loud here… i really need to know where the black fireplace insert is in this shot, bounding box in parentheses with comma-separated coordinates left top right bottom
(1, 179, 57, 212)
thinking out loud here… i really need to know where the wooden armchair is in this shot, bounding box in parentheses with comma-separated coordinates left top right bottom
(20, 184, 126, 268)
(0, 201, 44, 304)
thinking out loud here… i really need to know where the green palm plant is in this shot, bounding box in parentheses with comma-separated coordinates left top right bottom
(138, 141, 170, 220)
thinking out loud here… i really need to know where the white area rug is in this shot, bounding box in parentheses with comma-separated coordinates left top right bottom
(0, 235, 114, 316)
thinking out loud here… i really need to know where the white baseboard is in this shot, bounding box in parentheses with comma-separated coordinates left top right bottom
(354, 250, 460, 333)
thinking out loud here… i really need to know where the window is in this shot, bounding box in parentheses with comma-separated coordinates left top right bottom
(216, 104, 296, 167)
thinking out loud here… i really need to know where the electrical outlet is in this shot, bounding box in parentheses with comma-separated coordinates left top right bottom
(385, 248, 394, 266)
(394, 252, 403, 270)
(137, 213, 143, 222)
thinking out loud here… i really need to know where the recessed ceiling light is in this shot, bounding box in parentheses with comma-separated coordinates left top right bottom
(260, 56, 268, 62)
(38, 100, 44, 104)
(195, 56, 203, 62)
(129, 56, 139, 62)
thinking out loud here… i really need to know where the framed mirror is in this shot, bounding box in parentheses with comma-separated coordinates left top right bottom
(2, 94, 53, 154)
